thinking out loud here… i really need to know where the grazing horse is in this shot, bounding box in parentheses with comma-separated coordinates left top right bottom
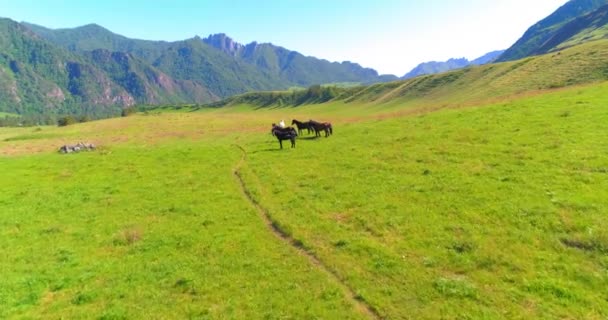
(291, 119, 314, 135)
(309, 120, 333, 137)
(271, 124, 297, 149)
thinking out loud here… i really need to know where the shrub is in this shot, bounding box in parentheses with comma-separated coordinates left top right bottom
(79, 114, 91, 123)
(121, 106, 137, 117)
(57, 115, 77, 127)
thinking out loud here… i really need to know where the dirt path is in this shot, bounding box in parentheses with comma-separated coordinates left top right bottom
(232, 144, 382, 320)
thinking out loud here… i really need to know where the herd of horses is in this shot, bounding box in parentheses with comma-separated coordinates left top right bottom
(270, 119, 333, 149)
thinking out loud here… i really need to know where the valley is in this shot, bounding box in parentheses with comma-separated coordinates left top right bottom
(2, 0, 608, 318)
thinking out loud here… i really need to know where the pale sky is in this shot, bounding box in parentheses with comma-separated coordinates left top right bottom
(1, 0, 568, 76)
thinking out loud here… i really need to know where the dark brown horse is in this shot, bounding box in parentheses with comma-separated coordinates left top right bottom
(291, 119, 314, 135)
(271, 124, 297, 149)
(309, 120, 333, 137)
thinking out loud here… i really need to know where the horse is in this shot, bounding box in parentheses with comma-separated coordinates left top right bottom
(309, 120, 333, 137)
(291, 119, 314, 135)
(271, 124, 297, 149)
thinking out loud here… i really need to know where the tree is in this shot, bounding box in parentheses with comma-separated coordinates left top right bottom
(121, 106, 137, 117)
(57, 115, 77, 126)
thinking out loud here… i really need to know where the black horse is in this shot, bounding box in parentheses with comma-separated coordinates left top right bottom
(309, 120, 333, 137)
(291, 119, 314, 135)
(271, 124, 297, 149)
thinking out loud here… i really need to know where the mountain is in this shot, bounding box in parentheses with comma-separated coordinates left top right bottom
(202, 33, 243, 57)
(0, 19, 395, 115)
(85, 49, 217, 104)
(22, 23, 273, 96)
(217, 38, 608, 109)
(202, 34, 398, 86)
(402, 50, 504, 79)
(469, 50, 506, 65)
(21, 22, 171, 62)
(5, 21, 395, 115)
(0, 18, 135, 115)
(497, 0, 608, 62)
(533, 4, 608, 53)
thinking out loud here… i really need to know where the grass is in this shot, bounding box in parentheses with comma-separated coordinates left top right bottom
(1, 71, 608, 317)
(0, 140, 368, 319)
(235, 82, 608, 318)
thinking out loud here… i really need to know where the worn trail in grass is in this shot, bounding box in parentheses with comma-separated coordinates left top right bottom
(234, 82, 608, 319)
(233, 144, 381, 319)
(0, 141, 368, 319)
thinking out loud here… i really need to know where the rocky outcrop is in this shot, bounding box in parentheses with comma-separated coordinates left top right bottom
(203, 33, 243, 56)
(59, 142, 96, 153)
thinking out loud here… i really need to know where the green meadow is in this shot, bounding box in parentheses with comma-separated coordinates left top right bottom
(2, 58, 608, 318)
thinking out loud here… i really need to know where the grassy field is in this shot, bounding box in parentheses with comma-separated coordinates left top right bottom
(238, 82, 608, 318)
(1, 80, 607, 318)
(0, 126, 370, 319)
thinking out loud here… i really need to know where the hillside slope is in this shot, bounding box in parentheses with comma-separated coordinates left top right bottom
(85, 49, 217, 104)
(203, 34, 398, 85)
(19, 23, 396, 106)
(537, 4, 608, 53)
(497, 0, 608, 61)
(0, 19, 219, 115)
(0, 19, 134, 115)
(218, 39, 608, 109)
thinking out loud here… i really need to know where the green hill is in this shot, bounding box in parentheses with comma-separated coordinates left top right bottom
(0, 19, 397, 113)
(152, 37, 287, 98)
(538, 4, 608, 52)
(497, 0, 608, 62)
(85, 49, 217, 104)
(215, 39, 608, 110)
(0, 18, 223, 116)
(0, 18, 131, 115)
(21, 22, 171, 62)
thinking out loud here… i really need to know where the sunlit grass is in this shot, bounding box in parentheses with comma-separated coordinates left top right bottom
(1, 80, 607, 318)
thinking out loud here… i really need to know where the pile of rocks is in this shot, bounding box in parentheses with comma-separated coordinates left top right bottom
(59, 142, 96, 154)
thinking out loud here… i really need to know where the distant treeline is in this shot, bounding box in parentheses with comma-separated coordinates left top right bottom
(0, 108, 129, 127)
(0, 114, 91, 127)
(207, 85, 365, 108)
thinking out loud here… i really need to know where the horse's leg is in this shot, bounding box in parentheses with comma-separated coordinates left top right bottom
(279, 138, 283, 149)
(291, 137, 295, 148)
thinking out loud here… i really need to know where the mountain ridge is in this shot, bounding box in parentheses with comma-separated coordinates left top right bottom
(402, 50, 504, 79)
(1, 18, 395, 115)
(497, 0, 608, 62)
